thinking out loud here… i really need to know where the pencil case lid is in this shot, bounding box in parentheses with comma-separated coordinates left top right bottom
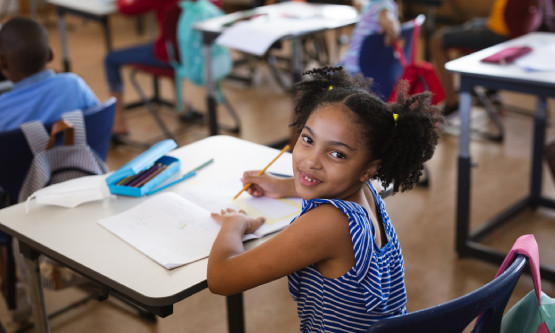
(105, 139, 177, 184)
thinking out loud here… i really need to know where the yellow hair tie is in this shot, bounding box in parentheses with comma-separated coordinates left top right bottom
(328, 85, 333, 90)
(393, 113, 399, 127)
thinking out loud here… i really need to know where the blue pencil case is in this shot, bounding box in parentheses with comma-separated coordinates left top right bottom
(106, 139, 181, 197)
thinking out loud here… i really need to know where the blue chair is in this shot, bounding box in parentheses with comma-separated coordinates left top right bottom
(366, 254, 527, 333)
(359, 14, 425, 101)
(0, 97, 115, 314)
(0, 97, 115, 203)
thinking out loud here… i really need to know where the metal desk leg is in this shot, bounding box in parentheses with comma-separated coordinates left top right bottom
(19, 243, 49, 333)
(530, 96, 548, 205)
(56, 7, 71, 73)
(455, 81, 473, 256)
(101, 16, 112, 51)
(29, 0, 38, 21)
(226, 293, 245, 333)
(202, 33, 218, 136)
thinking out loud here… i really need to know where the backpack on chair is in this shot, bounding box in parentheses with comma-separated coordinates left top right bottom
(388, 18, 445, 106)
(14, 109, 108, 290)
(174, 0, 232, 88)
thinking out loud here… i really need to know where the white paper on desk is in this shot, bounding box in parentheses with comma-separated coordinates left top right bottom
(215, 2, 357, 56)
(216, 20, 287, 56)
(180, 179, 302, 240)
(515, 43, 555, 72)
(98, 192, 220, 269)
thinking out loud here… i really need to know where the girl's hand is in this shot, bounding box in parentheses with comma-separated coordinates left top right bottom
(211, 208, 266, 235)
(241, 170, 296, 199)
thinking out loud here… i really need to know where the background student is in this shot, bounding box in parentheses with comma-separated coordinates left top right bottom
(104, 0, 179, 143)
(0, 17, 99, 132)
(207, 66, 443, 332)
(429, 0, 512, 116)
(339, 0, 400, 75)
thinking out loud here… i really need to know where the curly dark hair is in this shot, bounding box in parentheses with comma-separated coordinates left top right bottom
(0, 17, 50, 77)
(291, 65, 444, 195)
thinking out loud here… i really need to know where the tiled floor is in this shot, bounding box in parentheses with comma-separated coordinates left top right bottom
(1, 7, 555, 332)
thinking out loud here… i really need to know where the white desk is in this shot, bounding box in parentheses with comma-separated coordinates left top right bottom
(0, 135, 293, 333)
(193, 2, 359, 135)
(47, 0, 117, 72)
(446, 32, 555, 280)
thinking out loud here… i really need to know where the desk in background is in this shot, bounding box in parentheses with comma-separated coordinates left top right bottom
(193, 2, 359, 136)
(446, 32, 555, 280)
(47, 0, 154, 73)
(0, 135, 294, 333)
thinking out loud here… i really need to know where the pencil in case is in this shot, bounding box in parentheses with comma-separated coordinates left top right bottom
(106, 139, 181, 197)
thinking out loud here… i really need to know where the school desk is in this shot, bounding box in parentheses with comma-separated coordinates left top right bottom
(192, 2, 359, 136)
(47, 0, 116, 72)
(0, 135, 293, 333)
(46, 0, 155, 73)
(446, 32, 555, 281)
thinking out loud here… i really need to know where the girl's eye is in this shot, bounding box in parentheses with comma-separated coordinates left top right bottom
(301, 134, 313, 144)
(331, 151, 346, 159)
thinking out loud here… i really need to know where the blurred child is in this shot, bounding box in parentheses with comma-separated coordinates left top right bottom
(0, 17, 99, 132)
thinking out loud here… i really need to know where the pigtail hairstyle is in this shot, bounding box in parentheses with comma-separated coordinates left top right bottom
(291, 66, 443, 195)
(379, 81, 443, 193)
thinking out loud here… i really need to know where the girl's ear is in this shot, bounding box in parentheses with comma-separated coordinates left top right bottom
(360, 159, 381, 182)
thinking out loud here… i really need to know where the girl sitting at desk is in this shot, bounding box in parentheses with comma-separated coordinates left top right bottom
(207, 66, 443, 332)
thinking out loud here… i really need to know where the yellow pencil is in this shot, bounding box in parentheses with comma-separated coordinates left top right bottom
(233, 144, 290, 200)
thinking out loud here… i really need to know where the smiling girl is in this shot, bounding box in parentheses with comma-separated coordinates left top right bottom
(208, 66, 443, 332)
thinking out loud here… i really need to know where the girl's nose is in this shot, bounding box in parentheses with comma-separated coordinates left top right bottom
(304, 150, 322, 170)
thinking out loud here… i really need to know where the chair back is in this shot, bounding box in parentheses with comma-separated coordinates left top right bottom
(0, 97, 115, 203)
(366, 254, 527, 333)
(359, 14, 425, 101)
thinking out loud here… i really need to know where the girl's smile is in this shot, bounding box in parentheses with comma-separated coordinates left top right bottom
(298, 171, 322, 187)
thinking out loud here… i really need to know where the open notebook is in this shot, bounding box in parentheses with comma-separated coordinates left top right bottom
(98, 180, 301, 269)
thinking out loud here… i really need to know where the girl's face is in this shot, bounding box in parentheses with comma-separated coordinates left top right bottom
(292, 104, 379, 201)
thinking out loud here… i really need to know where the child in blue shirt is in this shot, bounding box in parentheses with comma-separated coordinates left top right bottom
(207, 66, 443, 332)
(0, 17, 99, 132)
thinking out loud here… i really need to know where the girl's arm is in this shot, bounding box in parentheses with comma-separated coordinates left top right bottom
(241, 170, 297, 198)
(207, 205, 354, 296)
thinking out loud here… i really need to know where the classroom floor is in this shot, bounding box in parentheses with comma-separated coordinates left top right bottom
(2, 8, 555, 333)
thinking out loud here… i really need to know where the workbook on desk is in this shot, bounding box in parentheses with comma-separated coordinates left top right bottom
(98, 180, 301, 269)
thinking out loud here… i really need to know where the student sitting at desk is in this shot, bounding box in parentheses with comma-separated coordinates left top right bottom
(208, 66, 443, 332)
(339, 0, 400, 75)
(0, 17, 99, 132)
(104, 0, 180, 143)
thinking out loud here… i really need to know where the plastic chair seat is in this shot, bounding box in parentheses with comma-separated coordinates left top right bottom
(366, 254, 527, 332)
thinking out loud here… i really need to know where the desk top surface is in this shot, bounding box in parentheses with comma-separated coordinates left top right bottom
(0, 135, 293, 307)
(446, 32, 555, 87)
(193, 2, 359, 35)
(47, 0, 116, 16)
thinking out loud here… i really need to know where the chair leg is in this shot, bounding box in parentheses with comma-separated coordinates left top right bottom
(129, 69, 177, 142)
(418, 164, 430, 188)
(6, 236, 16, 310)
(221, 93, 241, 134)
(473, 86, 504, 142)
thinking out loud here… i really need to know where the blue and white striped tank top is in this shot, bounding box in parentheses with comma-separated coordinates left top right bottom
(288, 181, 407, 332)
